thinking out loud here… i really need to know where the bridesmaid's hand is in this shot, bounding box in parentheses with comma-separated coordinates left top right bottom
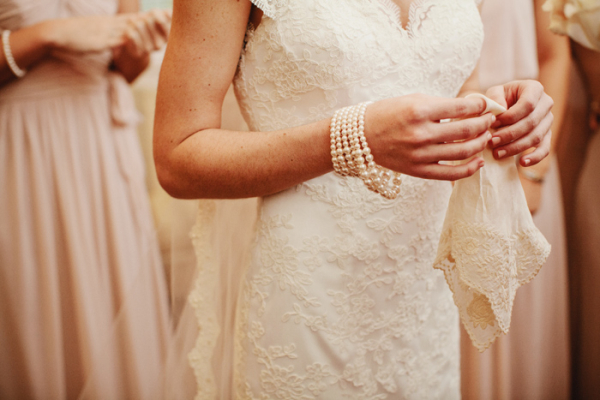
(41, 15, 132, 53)
(485, 80, 554, 167)
(111, 9, 171, 82)
(365, 94, 495, 181)
(117, 9, 172, 59)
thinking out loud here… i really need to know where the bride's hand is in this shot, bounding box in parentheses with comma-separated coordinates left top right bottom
(41, 15, 132, 53)
(364, 94, 495, 181)
(484, 80, 553, 167)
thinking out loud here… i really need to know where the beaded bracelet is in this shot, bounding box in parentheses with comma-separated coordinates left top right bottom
(330, 102, 402, 199)
(2, 30, 27, 78)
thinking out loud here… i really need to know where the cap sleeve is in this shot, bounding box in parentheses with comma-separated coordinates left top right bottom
(249, 0, 283, 20)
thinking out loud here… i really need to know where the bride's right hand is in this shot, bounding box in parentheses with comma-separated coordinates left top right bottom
(365, 94, 495, 181)
(40, 14, 133, 54)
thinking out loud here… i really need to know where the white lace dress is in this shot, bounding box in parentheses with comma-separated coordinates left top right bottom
(188, 0, 484, 398)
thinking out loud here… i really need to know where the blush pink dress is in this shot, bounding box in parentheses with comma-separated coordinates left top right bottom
(0, 1, 170, 399)
(460, 0, 571, 399)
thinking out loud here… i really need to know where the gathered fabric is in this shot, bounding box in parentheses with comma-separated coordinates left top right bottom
(434, 94, 551, 351)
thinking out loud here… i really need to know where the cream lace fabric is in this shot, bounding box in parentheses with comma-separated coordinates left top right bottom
(188, 0, 485, 398)
(433, 94, 551, 351)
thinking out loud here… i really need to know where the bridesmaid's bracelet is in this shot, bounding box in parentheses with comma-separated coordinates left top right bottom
(2, 30, 27, 78)
(330, 102, 402, 199)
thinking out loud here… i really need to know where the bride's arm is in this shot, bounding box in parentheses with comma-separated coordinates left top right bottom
(154, 0, 499, 199)
(153, 0, 334, 199)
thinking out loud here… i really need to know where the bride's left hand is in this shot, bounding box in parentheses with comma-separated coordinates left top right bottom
(485, 80, 553, 167)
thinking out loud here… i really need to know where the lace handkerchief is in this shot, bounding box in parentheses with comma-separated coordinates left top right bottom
(433, 94, 551, 352)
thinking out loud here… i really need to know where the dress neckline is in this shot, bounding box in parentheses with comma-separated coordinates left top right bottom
(375, 0, 433, 34)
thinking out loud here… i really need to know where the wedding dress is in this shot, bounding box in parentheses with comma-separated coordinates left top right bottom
(186, 0, 485, 398)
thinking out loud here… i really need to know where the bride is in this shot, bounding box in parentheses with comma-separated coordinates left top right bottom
(154, 0, 554, 398)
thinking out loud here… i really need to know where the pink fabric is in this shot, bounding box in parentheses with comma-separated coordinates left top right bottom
(460, 0, 571, 398)
(0, 1, 170, 398)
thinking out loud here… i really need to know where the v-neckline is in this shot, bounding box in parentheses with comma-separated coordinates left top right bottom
(375, 0, 431, 34)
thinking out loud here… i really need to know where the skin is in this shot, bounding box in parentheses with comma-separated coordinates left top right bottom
(515, 0, 570, 214)
(154, 0, 554, 200)
(0, 0, 171, 86)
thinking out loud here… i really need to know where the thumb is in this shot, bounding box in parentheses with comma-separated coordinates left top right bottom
(484, 85, 508, 109)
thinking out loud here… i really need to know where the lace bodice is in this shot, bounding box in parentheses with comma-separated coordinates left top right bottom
(235, 0, 483, 131)
(189, 1, 484, 399)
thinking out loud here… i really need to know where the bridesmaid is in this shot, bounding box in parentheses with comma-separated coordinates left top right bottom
(559, 36, 600, 399)
(460, 0, 571, 398)
(0, 1, 172, 398)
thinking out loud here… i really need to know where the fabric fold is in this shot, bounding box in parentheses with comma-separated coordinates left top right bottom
(433, 94, 551, 351)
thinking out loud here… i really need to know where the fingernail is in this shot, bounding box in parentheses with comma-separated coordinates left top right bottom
(497, 149, 507, 158)
(487, 132, 492, 140)
(479, 160, 485, 168)
(491, 115, 496, 124)
(523, 158, 531, 166)
(491, 137, 501, 146)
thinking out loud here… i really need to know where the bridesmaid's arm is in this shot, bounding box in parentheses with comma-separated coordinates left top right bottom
(0, 24, 52, 85)
(0, 14, 139, 86)
(528, 0, 570, 174)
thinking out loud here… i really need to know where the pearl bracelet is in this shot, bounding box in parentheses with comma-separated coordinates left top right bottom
(2, 30, 27, 78)
(330, 102, 402, 199)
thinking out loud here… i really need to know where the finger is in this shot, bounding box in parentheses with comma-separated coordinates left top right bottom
(412, 157, 484, 181)
(493, 80, 545, 128)
(518, 131, 552, 167)
(124, 24, 144, 56)
(429, 96, 487, 120)
(493, 111, 553, 159)
(149, 8, 172, 29)
(108, 16, 131, 46)
(143, 9, 171, 42)
(484, 85, 508, 109)
(431, 113, 495, 143)
(143, 16, 163, 50)
(125, 17, 155, 56)
(133, 17, 156, 53)
(491, 95, 553, 149)
(415, 131, 491, 163)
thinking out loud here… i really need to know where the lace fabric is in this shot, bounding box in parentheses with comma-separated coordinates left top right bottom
(188, 0, 486, 398)
(433, 95, 551, 351)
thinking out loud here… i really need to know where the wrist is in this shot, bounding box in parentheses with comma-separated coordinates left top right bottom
(35, 20, 63, 52)
(516, 157, 548, 184)
(518, 165, 544, 184)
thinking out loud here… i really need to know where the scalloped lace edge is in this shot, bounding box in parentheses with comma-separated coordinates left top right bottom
(249, 0, 278, 19)
(434, 225, 551, 352)
(188, 201, 219, 400)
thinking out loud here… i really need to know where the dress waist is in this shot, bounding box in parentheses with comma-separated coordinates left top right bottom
(0, 59, 109, 102)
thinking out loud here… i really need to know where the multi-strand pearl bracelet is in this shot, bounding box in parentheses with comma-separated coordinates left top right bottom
(330, 102, 402, 200)
(2, 30, 27, 78)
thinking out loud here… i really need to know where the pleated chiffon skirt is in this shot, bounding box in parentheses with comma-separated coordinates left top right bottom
(0, 68, 170, 399)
